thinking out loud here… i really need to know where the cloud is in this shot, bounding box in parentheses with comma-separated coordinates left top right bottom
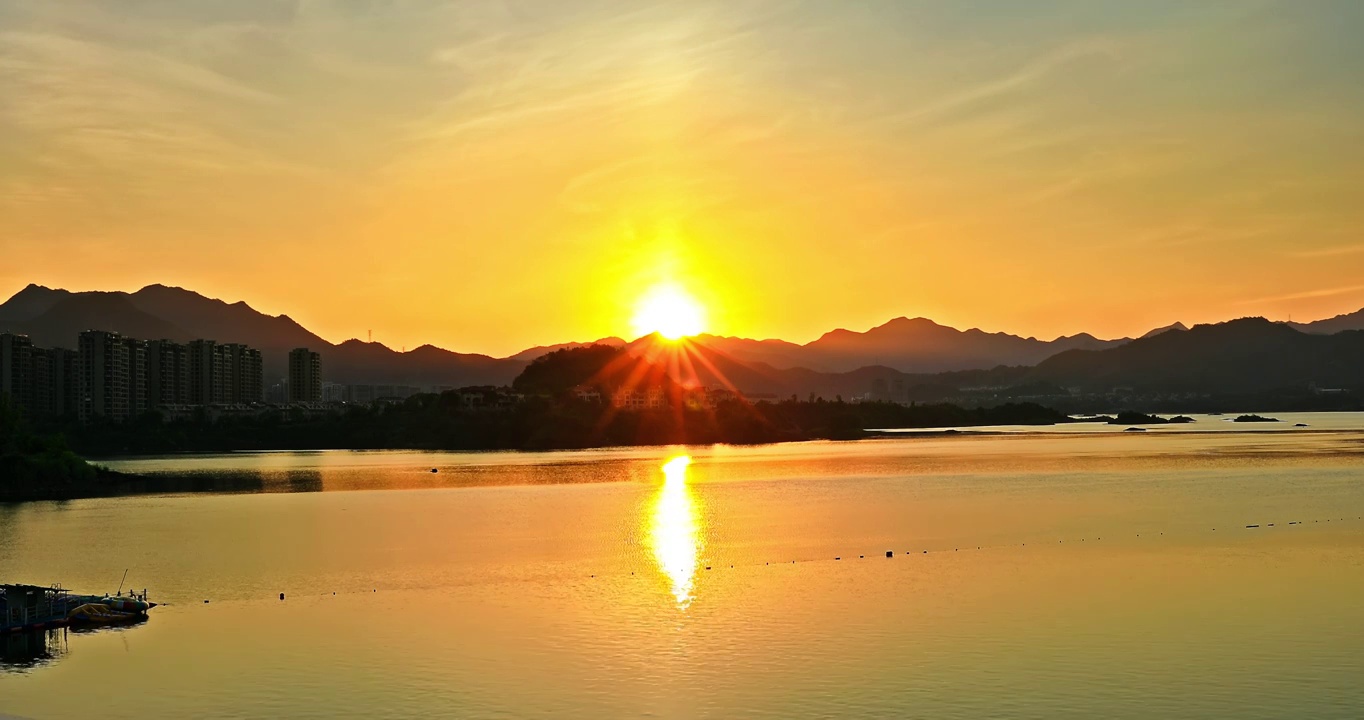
(875, 37, 1125, 129)
(1289, 243, 1364, 258)
(1236, 284, 1364, 306)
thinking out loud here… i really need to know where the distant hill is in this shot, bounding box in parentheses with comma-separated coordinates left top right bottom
(561, 323, 1111, 377)
(3, 291, 188, 349)
(5, 282, 1363, 397)
(1029, 318, 1364, 392)
(1140, 322, 1188, 339)
(0, 284, 525, 386)
(696, 317, 1123, 373)
(507, 337, 627, 363)
(796, 317, 1123, 373)
(0, 284, 73, 326)
(1292, 308, 1364, 335)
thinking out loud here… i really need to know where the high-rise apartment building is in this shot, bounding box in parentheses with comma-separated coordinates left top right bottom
(220, 343, 264, 403)
(147, 340, 189, 406)
(78, 330, 131, 422)
(237, 346, 263, 403)
(187, 339, 222, 405)
(0, 333, 34, 411)
(288, 348, 322, 402)
(125, 337, 148, 417)
(10, 332, 265, 418)
(32, 347, 77, 418)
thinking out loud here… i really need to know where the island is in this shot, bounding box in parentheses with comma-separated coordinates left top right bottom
(1107, 412, 1196, 425)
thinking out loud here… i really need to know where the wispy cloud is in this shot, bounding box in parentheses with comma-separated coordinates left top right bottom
(1236, 284, 1364, 306)
(3, 0, 1364, 351)
(1289, 243, 1364, 259)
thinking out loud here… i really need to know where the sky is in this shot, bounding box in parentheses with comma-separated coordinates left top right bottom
(2, 0, 1363, 356)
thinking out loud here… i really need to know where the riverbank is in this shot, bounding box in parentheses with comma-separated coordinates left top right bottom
(0, 459, 151, 503)
(49, 399, 1074, 457)
(4, 400, 1072, 501)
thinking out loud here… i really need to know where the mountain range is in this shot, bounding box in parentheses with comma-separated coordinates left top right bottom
(2, 283, 1363, 396)
(0, 284, 518, 386)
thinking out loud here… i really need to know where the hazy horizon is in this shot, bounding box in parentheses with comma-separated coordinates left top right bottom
(4, 1, 1364, 356)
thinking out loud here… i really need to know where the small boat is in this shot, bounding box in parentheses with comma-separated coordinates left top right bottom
(67, 603, 141, 626)
(67, 594, 156, 614)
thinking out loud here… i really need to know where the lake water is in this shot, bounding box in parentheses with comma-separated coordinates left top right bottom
(3, 412, 1363, 718)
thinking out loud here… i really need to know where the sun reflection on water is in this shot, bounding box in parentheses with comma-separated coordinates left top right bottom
(649, 455, 702, 608)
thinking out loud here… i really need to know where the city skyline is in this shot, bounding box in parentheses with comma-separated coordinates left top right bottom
(3, 1, 1364, 356)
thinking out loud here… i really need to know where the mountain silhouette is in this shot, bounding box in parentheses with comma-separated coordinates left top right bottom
(507, 337, 627, 363)
(0, 284, 524, 386)
(1029, 318, 1364, 392)
(1292, 308, 1364, 335)
(2, 290, 188, 348)
(0, 284, 73, 326)
(691, 317, 1121, 373)
(3, 283, 1363, 396)
(797, 317, 1122, 373)
(1139, 322, 1188, 339)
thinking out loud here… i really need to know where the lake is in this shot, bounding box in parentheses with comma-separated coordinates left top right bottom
(3, 413, 1363, 718)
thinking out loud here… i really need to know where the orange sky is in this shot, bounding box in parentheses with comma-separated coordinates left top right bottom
(3, 1, 1363, 356)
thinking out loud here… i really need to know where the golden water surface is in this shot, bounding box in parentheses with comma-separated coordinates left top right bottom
(3, 414, 1363, 719)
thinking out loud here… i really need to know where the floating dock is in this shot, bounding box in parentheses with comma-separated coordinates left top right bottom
(1, 584, 73, 634)
(2, 583, 155, 634)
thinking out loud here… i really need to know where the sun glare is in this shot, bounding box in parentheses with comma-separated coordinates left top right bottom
(632, 284, 706, 340)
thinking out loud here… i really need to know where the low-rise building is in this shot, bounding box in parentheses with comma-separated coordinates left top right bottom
(612, 386, 667, 410)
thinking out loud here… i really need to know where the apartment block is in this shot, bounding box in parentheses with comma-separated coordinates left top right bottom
(125, 337, 148, 417)
(32, 347, 77, 418)
(0, 332, 34, 411)
(78, 330, 131, 422)
(147, 340, 189, 406)
(287, 348, 322, 402)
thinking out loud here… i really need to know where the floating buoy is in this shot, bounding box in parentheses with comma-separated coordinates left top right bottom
(886, 551, 893, 558)
(279, 593, 285, 601)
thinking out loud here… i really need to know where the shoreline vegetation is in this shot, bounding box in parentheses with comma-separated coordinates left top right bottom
(0, 397, 138, 501)
(0, 345, 1328, 502)
(5, 397, 1069, 502)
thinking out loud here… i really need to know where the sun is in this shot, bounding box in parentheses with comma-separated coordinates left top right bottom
(632, 284, 706, 340)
